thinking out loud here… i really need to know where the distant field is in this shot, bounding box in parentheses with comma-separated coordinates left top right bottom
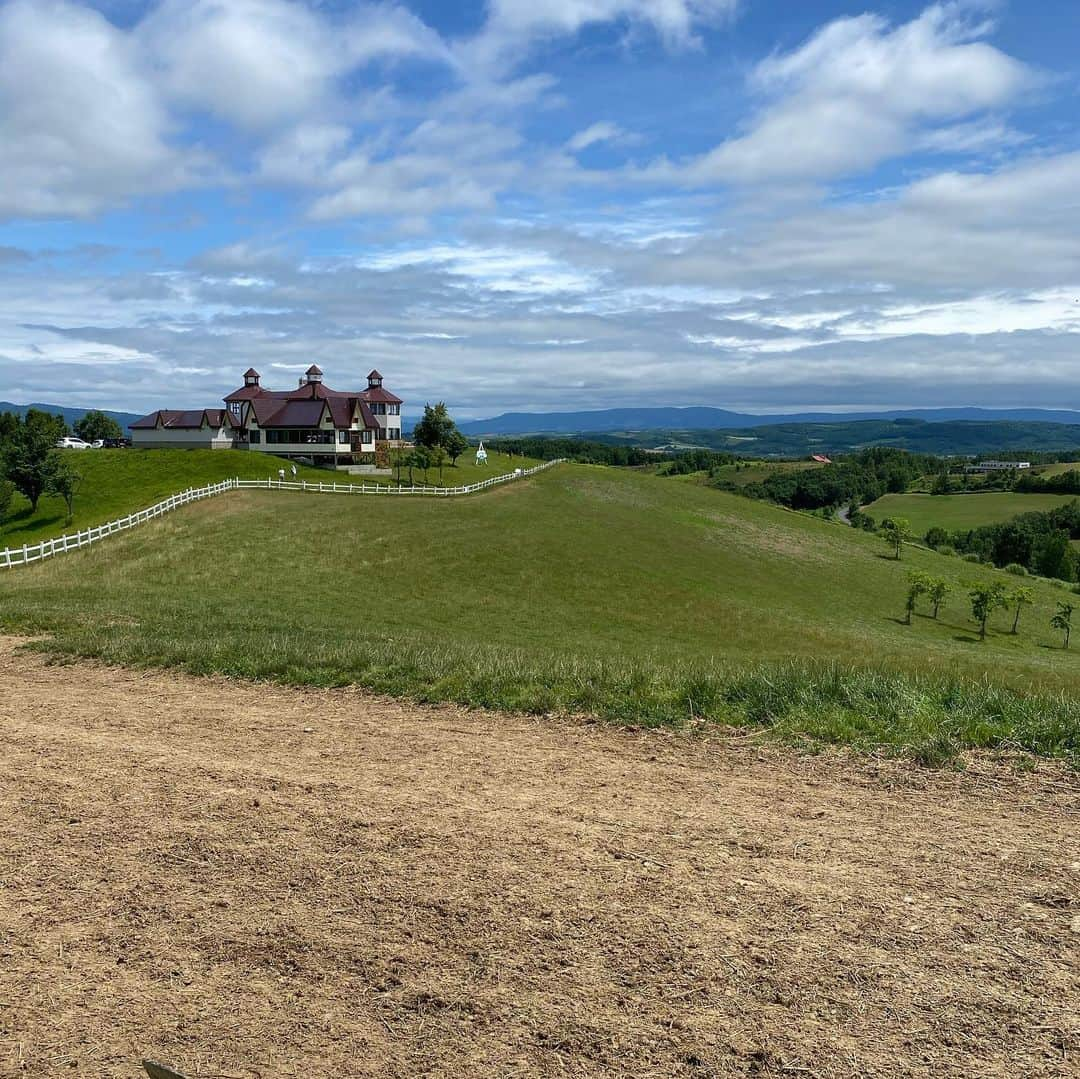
(3, 465, 1078, 761)
(863, 491, 1080, 535)
(1031, 461, 1080, 477)
(710, 460, 825, 487)
(0, 447, 535, 547)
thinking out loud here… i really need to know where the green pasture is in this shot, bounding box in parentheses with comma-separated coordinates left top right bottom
(863, 491, 1080, 536)
(2, 465, 1077, 763)
(0, 447, 535, 547)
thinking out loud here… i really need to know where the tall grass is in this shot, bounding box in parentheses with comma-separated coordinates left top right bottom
(24, 625, 1078, 765)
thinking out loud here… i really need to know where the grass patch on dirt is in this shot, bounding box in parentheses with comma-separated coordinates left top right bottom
(2, 465, 1079, 763)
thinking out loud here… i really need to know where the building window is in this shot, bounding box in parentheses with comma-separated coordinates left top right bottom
(249, 429, 261, 443)
(389, 427, 400, 440)
(388, 404, 400, 415)
(371, 402, 387, 415)
(361, 430, 373, 444)
(229, 402, 242, 417)
(338, 430, 349, 444)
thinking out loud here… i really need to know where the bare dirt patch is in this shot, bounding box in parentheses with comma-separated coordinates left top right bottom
(0, 638, 1076, 1078)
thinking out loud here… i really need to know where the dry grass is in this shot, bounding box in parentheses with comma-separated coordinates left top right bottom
(0, 638, 1076, 1078)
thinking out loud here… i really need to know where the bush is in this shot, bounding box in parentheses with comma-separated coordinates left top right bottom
(962, 553, 983, 563)
(925, 526, 949, 548)
(938, 545, 956, 556)
(1004, 563, 1028, 576)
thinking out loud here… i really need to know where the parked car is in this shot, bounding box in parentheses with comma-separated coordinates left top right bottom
(56, 436, 92, 450)
(102, 437, 131, 448)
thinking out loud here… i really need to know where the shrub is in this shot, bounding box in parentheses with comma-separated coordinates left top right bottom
(0, 478, 14, 522)
(1005, 563, 1028, 576)
(962, 552, 983, 563)
(925, 526, 949, 549)
(938, 545, 956, 556)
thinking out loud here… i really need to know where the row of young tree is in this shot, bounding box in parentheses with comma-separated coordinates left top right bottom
(903, 570, 1073, 646)
(0, 409, 107, 526)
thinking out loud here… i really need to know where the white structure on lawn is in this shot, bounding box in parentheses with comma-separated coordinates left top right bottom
(475, 440, 488, 465)
(130, 366, 404, 467)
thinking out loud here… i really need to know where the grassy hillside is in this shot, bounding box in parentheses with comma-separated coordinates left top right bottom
(2, 465, 1077, 762)
(0, 447, 535, 547)
(864, 492, 1080, 535)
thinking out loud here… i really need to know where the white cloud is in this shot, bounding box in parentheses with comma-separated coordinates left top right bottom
(140, 0, 450, 132)
(567, 121, 630, 152)
(672, 3, 1036, 185)
(0, 0, 195, 219)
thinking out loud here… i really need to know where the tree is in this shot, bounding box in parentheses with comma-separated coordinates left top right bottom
(73, 410, 122, 443)
(412, 402, 455, 450)
(46, 461, 82, 525)
(882, 517, 911, 560)
(391, 447, 408, 485)
(966, 580, 1008, 641)
(445, 429, 469, 466)
(928, 577, 951, 619)
(925, 526, 949, 549)
(1051, 602, 1073, 649)
(0, 478, 14, 522)
(1032, 530, 1077, 582)
(904, 571, 930, 624)
(4, 410, 65, 513)
(412, 446, 432, 484)
(930, 469, 952, 495)
(1008, 586, 1034, 635)
(431, 444, 447, 482)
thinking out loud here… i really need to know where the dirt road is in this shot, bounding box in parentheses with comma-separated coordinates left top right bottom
(0, 638, 1076, 1077)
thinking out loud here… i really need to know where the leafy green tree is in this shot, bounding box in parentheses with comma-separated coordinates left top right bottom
(73, 410, 122, 443)
(966, 580, 1008, 641)
(924, 526, 948, 549)
(46, 461, 82, 525)
(412, 402, 455, 450)
(4, 410, 65, 512)
(1008, 586, 1034, 634)
(445, 429, 469, 466)
(391, 447, 407, 485)
(904, 570, 930, 624)
(1032, 530, 1077, 581)
(930, 469, 952, 495)
(0, 478, 14, 522)
(882, 517, 911, 560)
(928, 577, 951, 619)
(431, 444, 447, 481)
(1051, 602, 1073, 649)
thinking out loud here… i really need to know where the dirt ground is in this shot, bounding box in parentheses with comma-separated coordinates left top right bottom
(0, 638, 1076, 1078)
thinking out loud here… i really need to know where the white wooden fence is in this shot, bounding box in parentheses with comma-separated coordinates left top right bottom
(0, 459, 565, 571)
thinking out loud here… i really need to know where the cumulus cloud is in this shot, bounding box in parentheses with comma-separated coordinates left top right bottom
(0, 0, 196, 219)
(671, 3, 1037, 185)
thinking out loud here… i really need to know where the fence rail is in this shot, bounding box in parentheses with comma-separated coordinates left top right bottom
(0, 459, 565, 571)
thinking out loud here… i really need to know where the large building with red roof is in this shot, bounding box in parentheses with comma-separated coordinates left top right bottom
(130, 366, 404, 466)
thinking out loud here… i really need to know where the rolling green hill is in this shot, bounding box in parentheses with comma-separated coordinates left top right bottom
(863, 492, 1080, 536)
(2, 465, 1077, 762)
(0, 447, 535, 547)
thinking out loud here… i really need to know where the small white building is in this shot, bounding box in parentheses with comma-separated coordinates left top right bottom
(969, 460, 1032, 472)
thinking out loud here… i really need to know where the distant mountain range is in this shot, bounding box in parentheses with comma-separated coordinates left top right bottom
(458, 405, 1080, 437)
(1, 401, 144, 432)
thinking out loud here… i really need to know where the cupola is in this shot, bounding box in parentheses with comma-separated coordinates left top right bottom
(367, 369, 383, 388)
(243, 368, 260, 387)
(306, 364, 324, 384)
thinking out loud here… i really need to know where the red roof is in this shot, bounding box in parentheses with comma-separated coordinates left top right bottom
(368, 369, 382, 380)
(129, 409, 237, 431)
(243, 368, 260, 378)
(360, 386, 403, 405)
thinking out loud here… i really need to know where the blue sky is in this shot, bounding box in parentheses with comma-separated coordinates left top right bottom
(0, 0, 1077, 420)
